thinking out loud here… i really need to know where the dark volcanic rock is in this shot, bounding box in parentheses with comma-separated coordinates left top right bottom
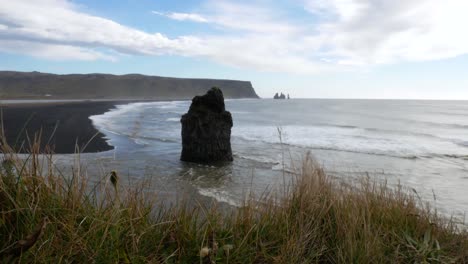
(273, 92, 286, 99)
(180, 87, 233, 163)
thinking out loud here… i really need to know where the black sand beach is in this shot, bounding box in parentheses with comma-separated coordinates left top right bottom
(0, 101, 118, 153)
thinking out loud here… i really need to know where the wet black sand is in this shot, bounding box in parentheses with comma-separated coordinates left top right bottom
(0, 101, 118, 153)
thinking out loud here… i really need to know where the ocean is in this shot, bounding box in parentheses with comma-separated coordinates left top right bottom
(71, 99, 468, 217)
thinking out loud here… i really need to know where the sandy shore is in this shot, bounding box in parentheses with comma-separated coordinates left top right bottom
(0, 101, 122, 153)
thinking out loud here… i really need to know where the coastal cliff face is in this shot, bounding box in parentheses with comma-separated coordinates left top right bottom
(0, 71, 259, 99)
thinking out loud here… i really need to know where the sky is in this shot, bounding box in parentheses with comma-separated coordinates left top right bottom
(1, 0, 468, 99)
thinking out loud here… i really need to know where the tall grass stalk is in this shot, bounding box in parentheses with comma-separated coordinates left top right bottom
(1, 141, 467, 263)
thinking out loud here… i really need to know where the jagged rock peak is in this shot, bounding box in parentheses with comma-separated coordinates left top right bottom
(180, 87, 233, 163)
(187, 87, 226, 114)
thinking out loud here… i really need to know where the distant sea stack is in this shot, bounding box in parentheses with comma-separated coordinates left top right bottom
(274, 92, 289, 99)
(0, 71, 259, 100)
(180, 87, 233, 163)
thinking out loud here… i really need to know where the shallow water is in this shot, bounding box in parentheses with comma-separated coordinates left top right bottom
(59, 99, 468, 217)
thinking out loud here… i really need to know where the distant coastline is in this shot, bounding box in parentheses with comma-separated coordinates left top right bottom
(0, 71, 259, 100)
(0, 69, 259, 154)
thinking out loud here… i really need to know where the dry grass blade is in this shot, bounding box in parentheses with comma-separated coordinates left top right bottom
(1, 217, 48, 259)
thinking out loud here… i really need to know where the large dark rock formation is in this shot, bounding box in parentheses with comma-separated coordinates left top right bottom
(180, 87, 233, 163)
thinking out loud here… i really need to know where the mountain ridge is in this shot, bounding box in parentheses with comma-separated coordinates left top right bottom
(0, 71, 259, 99)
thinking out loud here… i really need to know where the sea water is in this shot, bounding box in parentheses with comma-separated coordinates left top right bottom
(78, 99, 468, 217)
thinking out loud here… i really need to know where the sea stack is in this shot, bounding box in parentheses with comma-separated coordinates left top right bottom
(180, 87, 233, 163)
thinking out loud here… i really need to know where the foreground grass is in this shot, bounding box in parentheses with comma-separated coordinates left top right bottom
(1, 147, 468, 263)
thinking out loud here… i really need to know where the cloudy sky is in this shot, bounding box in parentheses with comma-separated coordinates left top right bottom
(1, 0, 468, 99)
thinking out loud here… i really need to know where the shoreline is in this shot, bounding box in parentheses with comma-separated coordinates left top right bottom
(0, 100, 132, 153)
(0, 97, 244, 154)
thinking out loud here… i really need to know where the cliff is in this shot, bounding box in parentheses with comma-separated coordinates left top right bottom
(0, 71, 259, 100)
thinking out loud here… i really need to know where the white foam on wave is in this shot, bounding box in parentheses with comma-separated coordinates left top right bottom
(90, 102, 149, 131)
(152, 100, 190, 109)
(90, 101, 187, 127)
(232, 124, 468, 159)
(197, 188, 241, 207)
(132, 138, 150, 146)
(235, 153, 281, 166)
(236, 152, 295, 171)
(271, 163, 299, 174)
(89, 100, 188, 145)
(166, 117, 180, 122)
(89, 100, 468, 160)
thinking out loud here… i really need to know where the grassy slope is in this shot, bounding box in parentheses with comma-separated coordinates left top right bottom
(1, 144, 467, 263)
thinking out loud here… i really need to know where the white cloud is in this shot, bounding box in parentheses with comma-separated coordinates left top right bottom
(0, 40, 116, 61)
(0, 0, 201, 60)
(162, 0, 468, 71)
(168, 0, 331, 73)
(203, 1, 300, 34)
(152, 11, 208, 23)
(304, 0, 468, 65)
(1, 0, 468, 74)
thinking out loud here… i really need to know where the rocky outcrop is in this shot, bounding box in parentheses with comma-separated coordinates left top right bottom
(180, 87, 233, 163)
(274, 92, 286, 99)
